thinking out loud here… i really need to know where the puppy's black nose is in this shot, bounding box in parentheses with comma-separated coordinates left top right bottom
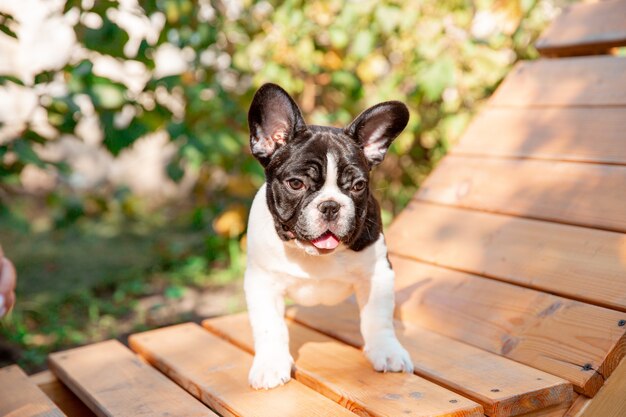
(318, 200, 341, 220)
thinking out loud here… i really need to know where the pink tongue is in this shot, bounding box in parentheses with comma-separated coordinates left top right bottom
(311, 232, 340, 250)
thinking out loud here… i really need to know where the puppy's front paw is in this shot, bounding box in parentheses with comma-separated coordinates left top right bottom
(248, 350, 294, 390)
(364, 338, 414, 373)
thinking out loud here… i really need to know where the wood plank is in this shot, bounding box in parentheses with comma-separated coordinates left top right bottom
(415, 155, 626, 233)
(0, 365, 66, 417)
(515, 394, 577, 417)
(285, 302, 573, 417)
(451, 107, 626, 165)
(488, 56, 626, 107)
(387, 201, 626, 312)
(128, 323, 356, 417)
(48, 340, 215, 417)
(580, 357, 626, 417)
(385, 256, 626, 397)
(563, 395, 590, 417)
(30, 371, 96, 417)
(536, 0, 626, 57)
(203, 314, 484, 417)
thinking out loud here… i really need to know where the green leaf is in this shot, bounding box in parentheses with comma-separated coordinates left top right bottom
(135, 40, 156, 70)
(68, 62, 127, 110)
(375, 5, 402, 35)
(166, 121, 186, 139)
(89, 0, 119, 14)
(166, 159, 185, 182)
(63, 0, 83, 13)
(66, 60, 94, 93)
(137, 104, 171, 131)
(350, 31, 375, 58)
(13, 139, 45, 168)
(0, 24, 17, 39)
(72, 60, 94, 78)
(329, 27, 349, 49)
(82, 18, 129, 58)
(101, 112, 148, 155)
(419, 57, 456, 102)
(0, 75, 24, 86)
(0, 12, 17, 39)
(46, 96, 80, 134)
(331, 71, 362, 99)
(34, 71, 56, 85)
(147, 75, 183, 91)
(50, 160, 71, 175)
(90, 82, 125, 109)
(164, 285, 184, 299)
(21, 130, 48, 145)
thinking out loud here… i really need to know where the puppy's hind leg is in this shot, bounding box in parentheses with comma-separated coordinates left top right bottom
(244, 266, 294, 389)
(355, 257, 414, 373)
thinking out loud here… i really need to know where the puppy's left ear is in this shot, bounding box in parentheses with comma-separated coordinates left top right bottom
(248, 83, 306, 167)
(345, 101, 409, 167)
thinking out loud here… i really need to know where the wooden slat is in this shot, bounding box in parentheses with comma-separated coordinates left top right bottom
(204, 314, 484, 417)
(385, 256, 626, 397)
(128, 323, 356, 417)
(536, 0, 626, 57)
(514, 398, 575, 417)
(0, 365, 66, 417)
(30, 371, 96, 417)
(387, 201, 626, 312)
(488, 56, 626, 107)
(564, 395, 590, 417)
(416, 155, 626, 233)
(451, 107, 626, 165)
(515, 394, 577, 417)
(48, 340, 215, 417)
(580, 357, 626, 417)
(285, 302, 573, 417)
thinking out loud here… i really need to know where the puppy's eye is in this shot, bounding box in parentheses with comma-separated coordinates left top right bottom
(352, 180, 366, 192)
(287, 178, 305, 190)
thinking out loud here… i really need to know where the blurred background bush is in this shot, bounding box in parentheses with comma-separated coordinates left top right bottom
(0, 0, 567, 370)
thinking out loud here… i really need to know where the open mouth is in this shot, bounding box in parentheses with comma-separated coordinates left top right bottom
(310, 230, 340, 251)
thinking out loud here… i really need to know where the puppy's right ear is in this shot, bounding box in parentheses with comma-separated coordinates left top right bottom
(248, 83, 305, 167)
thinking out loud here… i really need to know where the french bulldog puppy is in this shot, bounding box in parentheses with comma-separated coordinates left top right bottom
(245, 83, 413, 389)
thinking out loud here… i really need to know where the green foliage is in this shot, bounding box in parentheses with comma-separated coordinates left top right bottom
(0, 0, 552, 213)
(0, 214, 246, 370)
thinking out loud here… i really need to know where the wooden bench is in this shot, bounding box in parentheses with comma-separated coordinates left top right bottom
(535, 0, 626, 57)
(3, 2, 626, 416)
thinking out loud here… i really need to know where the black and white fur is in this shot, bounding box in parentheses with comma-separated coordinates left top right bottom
(245, 83, 413, 389)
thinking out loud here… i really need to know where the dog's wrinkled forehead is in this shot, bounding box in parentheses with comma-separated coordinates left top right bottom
(267, 125, 368, 180)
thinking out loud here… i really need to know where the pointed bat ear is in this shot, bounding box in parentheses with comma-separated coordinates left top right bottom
(345, 101, 409, 167)
(248, 83, 306, 167)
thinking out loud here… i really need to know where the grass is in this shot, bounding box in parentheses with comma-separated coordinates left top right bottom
(0, 208, 246, 372)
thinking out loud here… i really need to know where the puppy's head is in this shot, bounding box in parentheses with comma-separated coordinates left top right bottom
(249, 83, 408, 255)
